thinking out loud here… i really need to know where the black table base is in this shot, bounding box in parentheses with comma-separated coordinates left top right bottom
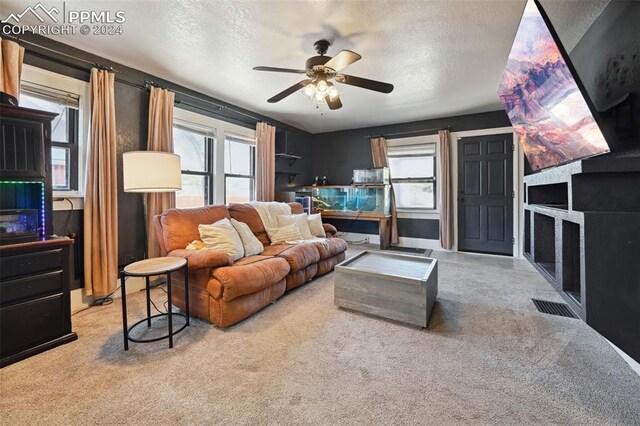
(120, 262, 189, 350)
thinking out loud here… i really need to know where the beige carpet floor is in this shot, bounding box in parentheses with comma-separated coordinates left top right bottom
(1, 248, 639, 425)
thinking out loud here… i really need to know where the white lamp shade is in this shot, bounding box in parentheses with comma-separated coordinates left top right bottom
(123, 151, 182, 192)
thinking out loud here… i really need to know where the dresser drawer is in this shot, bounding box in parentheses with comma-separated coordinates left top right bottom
(1, 270, 63, 306)
(0, 294, 65, 356)
(0, 249, 63, 280)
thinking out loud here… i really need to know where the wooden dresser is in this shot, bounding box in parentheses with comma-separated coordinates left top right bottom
(0, 238, 78, 367)
(1, 103, 78, 367)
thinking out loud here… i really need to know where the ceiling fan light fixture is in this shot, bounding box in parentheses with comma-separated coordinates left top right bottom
(328, 84, 340, 101)
(303, 83, 315, 99)
(316, 79, 328, 93)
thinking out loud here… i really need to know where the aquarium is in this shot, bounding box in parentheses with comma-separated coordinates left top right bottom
(305, 185, 390, 214)
(352, 167, 390, 185)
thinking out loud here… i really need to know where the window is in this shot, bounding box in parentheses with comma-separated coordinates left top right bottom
(224, 133, 255, 203)
(173, 123, 215, 208)
(20, 83, 80, 191)
(388, 143, 437, 210)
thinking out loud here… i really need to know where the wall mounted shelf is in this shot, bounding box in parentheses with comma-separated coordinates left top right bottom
(275, 153, 302, 166)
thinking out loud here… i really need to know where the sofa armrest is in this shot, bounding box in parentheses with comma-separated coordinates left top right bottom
(168, 249, 233, 270)
(323, 223, 338, 236)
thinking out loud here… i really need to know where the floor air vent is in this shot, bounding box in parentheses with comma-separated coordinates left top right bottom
(532, 299, 577, 318)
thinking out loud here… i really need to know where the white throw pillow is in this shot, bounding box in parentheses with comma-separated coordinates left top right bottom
(230, 218, 264, 256)
(277, 213, 314, 240)
(198, 218, 244, 261)
(307, 214, 326, 238)
(266, 223, 304, 245)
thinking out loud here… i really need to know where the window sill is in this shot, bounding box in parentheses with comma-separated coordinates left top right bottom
(53, 190, 83, 199)
(397, 210, 440, 220)
(53, 194, 84, 211)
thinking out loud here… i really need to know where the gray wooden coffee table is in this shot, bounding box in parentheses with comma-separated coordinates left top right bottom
(334, 250, 438, 328)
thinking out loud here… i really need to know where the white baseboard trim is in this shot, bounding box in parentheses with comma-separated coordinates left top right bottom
(71, 276, 146, 313)
(607, 340, 640, 376)
(338, 232, 445, 252)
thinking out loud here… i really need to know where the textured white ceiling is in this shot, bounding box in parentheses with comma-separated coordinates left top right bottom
(1, 0, 609, 133)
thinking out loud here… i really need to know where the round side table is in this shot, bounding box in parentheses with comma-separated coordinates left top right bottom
(120, 257, 189, 350)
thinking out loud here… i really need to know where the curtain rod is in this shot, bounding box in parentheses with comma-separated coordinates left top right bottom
(146, 81, 270, 125)
(7, 33, 271, 127)
(364, 126, 451, 139)
(3, 34, 118, 73)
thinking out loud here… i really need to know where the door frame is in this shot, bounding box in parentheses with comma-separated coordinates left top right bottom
(450, 127, 523, 258)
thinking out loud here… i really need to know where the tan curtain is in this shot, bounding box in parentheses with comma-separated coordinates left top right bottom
(439, 130, 453, 249)
(84, 68, 118, 296)
(256, 122, 276, 202)
(0, 38, 25, 100)
(146, 87, 176, 258)
(371, 137, 399, 245)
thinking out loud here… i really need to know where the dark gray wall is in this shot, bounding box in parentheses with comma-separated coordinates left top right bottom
(311, 111, 512, 239)
(275, 129, 314, 192)
(310, 111, 511, 185)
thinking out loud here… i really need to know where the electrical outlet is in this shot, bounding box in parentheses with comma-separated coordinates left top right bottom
(124, 254, 137, 265)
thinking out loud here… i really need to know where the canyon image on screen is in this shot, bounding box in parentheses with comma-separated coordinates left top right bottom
(497, 0, 610, 171)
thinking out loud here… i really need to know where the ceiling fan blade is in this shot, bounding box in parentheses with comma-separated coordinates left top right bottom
(254, 66, 306, 74)
(335, 74, 394, 93)
(325, 95, 343, 110)
(323, 50, 362, 73)
(267, 79, 312, 103)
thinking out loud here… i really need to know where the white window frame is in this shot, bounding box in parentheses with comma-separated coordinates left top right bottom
(173, 108, 256, 206)
(387, 134, 440, 219)
(21, 64, 90, 200)
(173, 120, 216, 208)
(223, 132, 256, 204)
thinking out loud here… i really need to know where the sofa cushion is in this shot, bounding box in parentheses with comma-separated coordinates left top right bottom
(167, 249, 233, 270)
(262, 243, 321, 272)
(208, 257, 290, 302)
(314, 237, 348, 260)
(228, 203, 270, 246)
(234, 255, 274, 266)
(161, 205, 231, 253)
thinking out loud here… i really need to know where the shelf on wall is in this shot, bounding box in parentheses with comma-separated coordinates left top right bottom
(275, 171, 299, 184)
(275, 153, 302, 166)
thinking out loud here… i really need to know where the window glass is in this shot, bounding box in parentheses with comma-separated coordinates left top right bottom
(51, 147, 70, 189)
(388, 156, 434, 179)
(224, 139, 252, 175)
(173, 127, 207, 172)
(20, 94, 69, 142)
(225, 176, 252, 203)
(176, 175, 208, 208)
(393, 182, 436, 209)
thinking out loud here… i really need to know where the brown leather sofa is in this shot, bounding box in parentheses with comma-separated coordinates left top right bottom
(153, 202, 347, 327)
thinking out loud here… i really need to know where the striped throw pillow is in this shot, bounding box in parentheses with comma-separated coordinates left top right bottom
(266, 223, 304, 245)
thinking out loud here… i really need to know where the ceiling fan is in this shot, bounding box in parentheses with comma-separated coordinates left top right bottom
(253, 39, 394, 110)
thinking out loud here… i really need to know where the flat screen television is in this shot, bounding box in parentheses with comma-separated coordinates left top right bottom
(497, 0, 610, 171)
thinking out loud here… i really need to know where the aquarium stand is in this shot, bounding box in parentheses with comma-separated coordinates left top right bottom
(319, 211, 392, 250)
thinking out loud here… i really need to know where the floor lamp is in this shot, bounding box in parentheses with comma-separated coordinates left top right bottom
(122, 151, 182, 260)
